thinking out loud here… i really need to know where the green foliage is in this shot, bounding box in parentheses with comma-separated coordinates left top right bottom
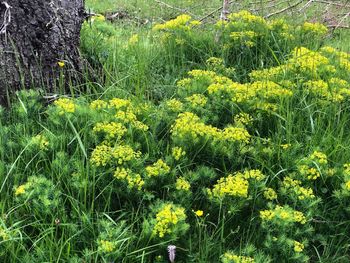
(1, 6, 350, 263)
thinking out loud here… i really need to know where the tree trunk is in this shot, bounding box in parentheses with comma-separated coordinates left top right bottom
(0, 0, 85, 102)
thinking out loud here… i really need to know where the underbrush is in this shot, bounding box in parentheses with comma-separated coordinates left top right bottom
(1, 10, 350, 263)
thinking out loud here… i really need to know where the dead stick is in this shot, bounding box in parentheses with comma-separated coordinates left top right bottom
(265, 0, 304, 19)
(154, 0, 196, 17)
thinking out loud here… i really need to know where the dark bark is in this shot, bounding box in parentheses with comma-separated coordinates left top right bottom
(0, 0, 85, 102)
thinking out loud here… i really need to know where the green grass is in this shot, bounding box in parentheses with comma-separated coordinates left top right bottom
(1, 1, 350, 262)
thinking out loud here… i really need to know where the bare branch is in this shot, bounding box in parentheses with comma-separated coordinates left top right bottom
(154, 0, 196, 17)
(265, 0, 304, 19)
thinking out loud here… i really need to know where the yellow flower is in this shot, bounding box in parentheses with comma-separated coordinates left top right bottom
(293, 241, 304, 253)
(93, 14, 106, 22)
(208, 174, 249, 200)
(172, 146, 186, 161)
(31, 134, 49, 150)
(345, 180, 350, 191)
(114, 167, 144, 190)
(54, 98, 76, 115)
(146, 159, 170, 177)
(302, 22, 327, 35)
(15, 185, 26, 196)
(90, 99, 107, 110)
(221, 251, 255, 263)
(280, 143, 291, 150)
(194, 210, 203, 217)
(93, 122, 127, 139)
(263, 188, 277, 200)
(176, 177, 191, 191)
(98, 240, 115, 253)
(57, 61, 65, 68)
(152, 203, 187, 238)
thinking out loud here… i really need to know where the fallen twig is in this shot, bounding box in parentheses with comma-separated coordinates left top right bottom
(154, 0, 196, 17)
(265, 0, 304, 19)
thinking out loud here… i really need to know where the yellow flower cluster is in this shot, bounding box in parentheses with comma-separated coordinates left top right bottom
(304, 80, 345, 102)
(153, 14, 199, 31)
(153, 203, 187, 238)
(98, 240, 115, 253)
(241, 169, 266, 181)
(282, 177, 315, 200)
(15, 184, 28, 196)
(221, 251, 255, 263)
(263, 188, 277, 200)
(260, 205, 307, 224)
(293, 240, 304, 253)
(280, 143, 291, 150)
(166, 99, 184, 112)
(171, 112, 251, 144)
(250, 47, 332, 81)
(112, 145, 142, 165)
(290, 47, 331, 74)
(298, 165, 321, 180)
(301, 22, 328, 36)
(208, 174, 249, 200)
(93, 122, 127, 139)
(90, 99, 107, 110)
(172, 146, 186, 161)
(0, 227, 9, 241)
(207, 80, 292, 106)
(108, 98, 131, 110)
(31, 134, 49, 150)
(185, 94, 208, 107)
(54, 98, 76, 115)
(228, 10, 266, 27)
(114, 167, 144, 190)
(230, 31, 257, 47)
(115, 109, 149, 131)
(221, 127, 251, 144)
(345, 180, 350, 191)
(90, 144, 113, 167)
(234, 113, 253, 126)
(146, 159, 170, 177)
(310, 151, 328, 165)
(90, 144, 141, 167)
(175, 177, 191, 191)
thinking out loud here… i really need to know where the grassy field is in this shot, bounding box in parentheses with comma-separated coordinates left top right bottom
(1, 1, 350, 262)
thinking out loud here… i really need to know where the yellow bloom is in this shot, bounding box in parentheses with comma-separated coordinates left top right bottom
(152, 203, 187, 238)
(176, 177, 191, 191)
(54, 98, 76, 115)
(57, 61, 65, 68)
(293, 241, 304, 253)
(146, 159, 170, 177)
(345, 180, 350, 191)
(15, 185, 26, 196)
(31, 134, 49, 150)
(98, 240, 115, 253)
(172, 146, 186, 161)
(263, 188, 277, 200)
(208, 174, 249, 200)
(194, 210, 204, 217)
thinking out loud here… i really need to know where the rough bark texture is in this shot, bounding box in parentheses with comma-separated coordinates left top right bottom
(0, 0, 85, 101)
